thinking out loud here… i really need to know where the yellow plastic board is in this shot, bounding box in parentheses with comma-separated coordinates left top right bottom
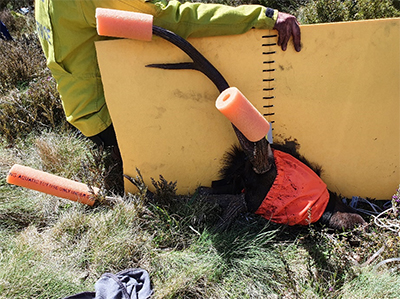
(96, 18, 399, 199)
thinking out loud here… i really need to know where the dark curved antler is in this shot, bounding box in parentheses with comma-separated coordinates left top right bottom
(148, 26, 229, 93)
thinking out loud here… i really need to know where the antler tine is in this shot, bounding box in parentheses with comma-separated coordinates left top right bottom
(150, 26, 229, 93)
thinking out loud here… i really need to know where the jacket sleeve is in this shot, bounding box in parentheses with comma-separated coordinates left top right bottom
(151, 0, 278, 39)
(83, 0, 278, 39)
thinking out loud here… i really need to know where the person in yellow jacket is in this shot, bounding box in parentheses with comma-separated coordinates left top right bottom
(35, 0, 300, 147)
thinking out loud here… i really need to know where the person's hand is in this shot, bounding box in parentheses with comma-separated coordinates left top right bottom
(273, 12, 301, 52)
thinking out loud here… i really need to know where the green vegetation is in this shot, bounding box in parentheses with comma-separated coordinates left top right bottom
(1, 1, 400, 298)
(297, 0, 400, 23)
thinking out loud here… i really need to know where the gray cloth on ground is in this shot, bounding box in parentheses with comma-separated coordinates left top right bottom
(62, 268, 153, 299)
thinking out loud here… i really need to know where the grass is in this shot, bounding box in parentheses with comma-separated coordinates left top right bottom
(1, 0, 400, 298)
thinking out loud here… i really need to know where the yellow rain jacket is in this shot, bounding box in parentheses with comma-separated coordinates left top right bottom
(35, 0, 278, 137)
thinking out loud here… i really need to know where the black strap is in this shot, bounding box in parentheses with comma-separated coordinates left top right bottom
(265, 7, 275, 19)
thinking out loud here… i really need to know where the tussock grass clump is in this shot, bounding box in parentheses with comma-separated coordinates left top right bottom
(33, 131, 104, 186)
(0, 192, 50, 232)
(48, 200, 153, 276)
(340, 270, 400, 298)
(0, 77, 68, 144)
(0, 32, 69, 143)
(0, 224, 92, 299)
(1, 130, 90, 177)
(0, 33, 46, 93)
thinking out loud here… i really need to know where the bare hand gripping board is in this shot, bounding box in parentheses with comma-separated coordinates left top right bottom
(96, 18, 399, 199)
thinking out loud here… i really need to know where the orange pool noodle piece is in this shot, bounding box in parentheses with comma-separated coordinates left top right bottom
(7, 164, 98, 206)
(96, 8, 153, 41)
(216, 87, 270, 142)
